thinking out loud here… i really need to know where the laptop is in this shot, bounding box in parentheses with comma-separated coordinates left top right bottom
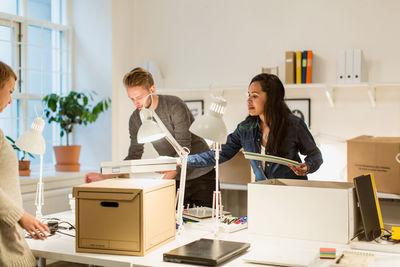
(163, 238, 250, 266)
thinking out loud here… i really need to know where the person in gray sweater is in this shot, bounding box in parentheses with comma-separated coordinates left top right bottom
(0, 61, 50, 267)
(86, 68, 216, 207)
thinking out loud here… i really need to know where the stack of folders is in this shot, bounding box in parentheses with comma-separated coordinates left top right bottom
(285, 50, 313, 84)
(337, 48, 363, 83)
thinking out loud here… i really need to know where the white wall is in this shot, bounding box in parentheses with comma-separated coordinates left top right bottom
(68, 0, 113, 169)
(110, 0, 400, 181)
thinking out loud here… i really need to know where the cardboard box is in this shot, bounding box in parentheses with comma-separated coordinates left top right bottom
(73, 178, 176, 256)
(248, 179, 361, 244)
(347, 135, 400, 194)
(219, 151, 252, 185)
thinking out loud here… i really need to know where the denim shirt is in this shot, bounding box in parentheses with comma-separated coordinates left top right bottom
(188, 114, 323, 181)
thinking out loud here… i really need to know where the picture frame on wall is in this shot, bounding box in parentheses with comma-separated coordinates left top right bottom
(285, 98, 311, 127)
(184, 100, 204, 120)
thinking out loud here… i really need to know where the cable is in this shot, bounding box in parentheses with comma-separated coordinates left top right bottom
(56, 230, 75, 237)
(351, 229, 365, 241)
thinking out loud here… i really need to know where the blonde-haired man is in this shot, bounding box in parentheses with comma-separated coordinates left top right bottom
(86, 68, 215, 207)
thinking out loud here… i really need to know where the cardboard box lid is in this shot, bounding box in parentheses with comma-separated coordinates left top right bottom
(251, 178, 354, 190)
(348, 135, 400, 144)
(73, 178, 175, 195)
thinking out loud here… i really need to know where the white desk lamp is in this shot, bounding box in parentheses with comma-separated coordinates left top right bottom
(137, 94, 189, 234)
(189, 96, 227, 234)
(15, 106, 46, 219)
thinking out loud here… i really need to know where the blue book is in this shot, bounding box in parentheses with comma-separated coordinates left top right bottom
(301, 50, 307, 83)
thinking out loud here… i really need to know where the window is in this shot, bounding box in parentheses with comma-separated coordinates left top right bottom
(0, 0, 70, 169)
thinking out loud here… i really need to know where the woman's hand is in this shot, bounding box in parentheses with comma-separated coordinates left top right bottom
(288, 163, 309, 176)
(19, 212, 50, 240)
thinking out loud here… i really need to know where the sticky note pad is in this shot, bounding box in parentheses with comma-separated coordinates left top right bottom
(319, 247, 336, 259)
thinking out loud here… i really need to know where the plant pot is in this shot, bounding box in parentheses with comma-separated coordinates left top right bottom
(19, 160, 31, 176)
(53, 145, 81, 172)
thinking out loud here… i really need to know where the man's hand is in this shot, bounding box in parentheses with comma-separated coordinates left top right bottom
(85, 172, 122, 183)
(85, 172, 107, 183)
(156, 170, 178, 180)
(19, 212, 50, 240)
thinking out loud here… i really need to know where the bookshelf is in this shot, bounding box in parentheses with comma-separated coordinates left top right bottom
(285, 82, 400, 108)
(157, 82, 400, 108)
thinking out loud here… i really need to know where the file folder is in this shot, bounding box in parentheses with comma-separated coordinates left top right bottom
(337, 49, 346, 83)
(296, 51, 302, 84)
(306, 50, 312, 84)
(345, 49, 353, 83)
(301, 51, 307, 83)
(285, 51, 296, 84)
(353, 48, 362, 83)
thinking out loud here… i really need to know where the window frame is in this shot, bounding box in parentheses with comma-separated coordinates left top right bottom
(0, 5, 71, 170)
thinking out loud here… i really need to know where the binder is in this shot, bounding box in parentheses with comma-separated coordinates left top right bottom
(285, 51, 296, 84)
(301, 51, 307, 83)
(345, 49, 353, 83)
(306, 50, 312, 83)
(337, 49, 346, 83)
(353, 48, 362, 83)
(296, 51, 302, 84)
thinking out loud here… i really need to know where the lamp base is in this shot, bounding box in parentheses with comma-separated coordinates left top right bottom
(55, 163, 80, 172)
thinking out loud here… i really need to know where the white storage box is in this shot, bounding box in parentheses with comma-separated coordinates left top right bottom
(248, 179, 361, 244)
(101, 158, 177, 174)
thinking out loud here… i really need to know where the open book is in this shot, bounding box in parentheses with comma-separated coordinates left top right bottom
(242, 151, 301, 167)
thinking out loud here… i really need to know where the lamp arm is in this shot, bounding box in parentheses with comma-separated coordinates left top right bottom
(148, 105, 189, 233)
(176, 149, 188, 233)
(151, 110, 185, 155)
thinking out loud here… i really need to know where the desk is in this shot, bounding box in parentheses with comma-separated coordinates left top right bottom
(27, 211, 400, 267)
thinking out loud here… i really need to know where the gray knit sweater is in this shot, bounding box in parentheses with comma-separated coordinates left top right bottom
(0, 129, 36, 267)
(125, 95, 213, 180)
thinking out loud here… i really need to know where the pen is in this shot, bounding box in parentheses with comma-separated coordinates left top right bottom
(336, 253, 344, 264)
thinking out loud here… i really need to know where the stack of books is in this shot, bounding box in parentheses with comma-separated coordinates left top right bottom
(285, 50, 313, 84)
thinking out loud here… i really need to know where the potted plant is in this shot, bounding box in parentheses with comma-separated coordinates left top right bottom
(42, 91, 111, 172)
(6, 135, 35, 176)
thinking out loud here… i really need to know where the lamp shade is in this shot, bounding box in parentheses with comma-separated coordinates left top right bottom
(15, 117, 46, 155)
(137, 109, 166, 143)
(189, 97, 228, 144)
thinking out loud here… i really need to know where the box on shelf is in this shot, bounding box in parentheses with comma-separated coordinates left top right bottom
(248, 179, 361, 244)
(73, 178, 176, 256)
(347, 135, 400, 195)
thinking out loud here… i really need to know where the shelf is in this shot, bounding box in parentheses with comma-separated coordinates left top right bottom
(285, 82, 400, 108)
(378, 192, 400, 200)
